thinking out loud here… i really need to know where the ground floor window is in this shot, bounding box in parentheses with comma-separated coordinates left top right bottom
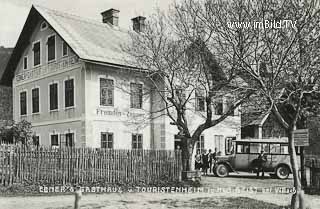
(132, 134, 143, 149)
(196, 135, 205, 153)
(65, 133, 74, 147)
(101, 132, 113, 149)
(51, 134, 59, 147)
(214, 135, 224, 155)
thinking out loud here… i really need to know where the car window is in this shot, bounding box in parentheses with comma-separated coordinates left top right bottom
(270, 144, 281, 154)
(281, 144, 289, 154)
(249, 143, 260, 153)
(237, 143, 249, 153)
(261, 143, 270, 153)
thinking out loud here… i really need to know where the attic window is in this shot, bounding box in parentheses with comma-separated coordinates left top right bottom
(40, 22, 48, 31)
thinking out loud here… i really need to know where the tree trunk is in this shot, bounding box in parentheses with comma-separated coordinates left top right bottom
(288, 130, 305, 209)
(181, 137, 196, 171)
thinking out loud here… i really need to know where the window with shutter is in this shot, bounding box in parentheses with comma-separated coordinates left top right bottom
(20, 91, 27, 115)
(65, 133, 74, 147)
(65, 79, 74, 107)
(62, 41, 68, 56)
(195, 90, 205, 111)
(47, 35, 56, 62)
(51, 134, 59, 147)
(32, 88, 39, 113)
(49, 83, 58, 110)
(33, 41, 41, 66)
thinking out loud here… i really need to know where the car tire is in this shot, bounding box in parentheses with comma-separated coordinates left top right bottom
(215, 164, 229, 177)
(276, 165, 290, 179)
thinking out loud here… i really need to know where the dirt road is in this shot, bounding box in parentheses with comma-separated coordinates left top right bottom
(1, 173, 319, 209)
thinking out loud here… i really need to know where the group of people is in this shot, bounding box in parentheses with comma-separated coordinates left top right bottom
(194, 148, 220, 175)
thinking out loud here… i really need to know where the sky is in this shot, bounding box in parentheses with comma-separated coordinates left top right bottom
(0, 0, 174, 48)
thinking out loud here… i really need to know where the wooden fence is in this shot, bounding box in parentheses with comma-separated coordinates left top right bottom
(0, 145, 182, 186)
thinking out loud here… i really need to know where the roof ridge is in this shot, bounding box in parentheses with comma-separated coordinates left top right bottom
(33, 4, 130, 34)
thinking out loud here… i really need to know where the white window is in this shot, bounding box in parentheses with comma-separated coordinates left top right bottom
(132, 134, 143, 149)
(51, 134, 59, 147)
(100, 78, 114, 106)
(101, 132, 114, 149)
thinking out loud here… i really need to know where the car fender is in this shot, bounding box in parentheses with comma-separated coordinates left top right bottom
(215, 161, 237, 173)
(274, 163, 292, 173)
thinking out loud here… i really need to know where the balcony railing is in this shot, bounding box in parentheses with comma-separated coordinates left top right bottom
(15, 56, 80, 83)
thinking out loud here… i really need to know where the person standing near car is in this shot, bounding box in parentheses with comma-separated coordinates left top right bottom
(194, 150, 202, 171)
(208, 149, 214, 174)
(257, 150, 267, 178)
(202, 150, 209, 176)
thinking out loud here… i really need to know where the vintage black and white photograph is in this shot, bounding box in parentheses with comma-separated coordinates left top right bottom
(0, 0, 320, 208)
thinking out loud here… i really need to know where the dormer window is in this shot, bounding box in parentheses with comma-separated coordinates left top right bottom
(40, 21, 48, 31)
(47, 35, 56, 62)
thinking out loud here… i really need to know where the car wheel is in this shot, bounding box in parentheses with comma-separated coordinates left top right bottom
(276, 165, 290, 179)
(215, 164, 229, 177)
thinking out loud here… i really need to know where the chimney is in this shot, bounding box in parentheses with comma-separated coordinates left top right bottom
(131, 16, 146, 32)
(101, 8, 120, 26)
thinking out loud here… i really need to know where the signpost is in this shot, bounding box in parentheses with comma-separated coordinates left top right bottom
(293, 129, 309, 187)
(293, 129, 309, 147)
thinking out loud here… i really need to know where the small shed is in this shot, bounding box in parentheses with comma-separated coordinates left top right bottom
(305, 156, 320, 192)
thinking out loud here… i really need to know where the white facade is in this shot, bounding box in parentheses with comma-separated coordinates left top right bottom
(11, 6, 241, 152)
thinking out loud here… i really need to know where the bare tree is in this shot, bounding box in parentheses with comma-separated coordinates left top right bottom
(124, 8, 253, 172)
(177, 0, 320, 208)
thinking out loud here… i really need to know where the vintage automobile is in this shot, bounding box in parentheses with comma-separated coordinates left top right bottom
(213, 138, 301, 179)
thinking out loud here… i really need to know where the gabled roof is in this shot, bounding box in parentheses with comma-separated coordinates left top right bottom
(1, 5, 134, 86)
(241, 111, 270, 127)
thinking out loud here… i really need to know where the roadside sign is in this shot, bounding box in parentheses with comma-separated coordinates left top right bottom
(293, 129, 309, 146)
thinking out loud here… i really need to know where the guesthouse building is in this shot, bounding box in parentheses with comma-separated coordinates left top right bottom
(2, 5, 241, 152)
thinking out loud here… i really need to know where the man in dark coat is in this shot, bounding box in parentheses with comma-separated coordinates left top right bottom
(257, 150, 267, 178)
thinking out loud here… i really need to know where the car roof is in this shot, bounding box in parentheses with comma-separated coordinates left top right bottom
(236, 138, 288, 144)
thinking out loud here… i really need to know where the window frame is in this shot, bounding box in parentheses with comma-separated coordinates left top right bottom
(132, 134, 143, 149)
(32, 40, 41, 67)
(100, 78, 114, 107)
(130, 82, 143, 109)
(64, 132, 75, 147)
(214, 100, 223, 115)
(46, 34, 56, 63)
(101, 132, 114, 149)
(196, 135, 205, 153)
(31, 87, 40, 114)
(195, 90, 206, 112)
(62, 41, 68, 57)
(48, 81, 59, 111)
(19, 90, 27, 116)
(64, 78, 75, 108)
(50, 133, 59, 148)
